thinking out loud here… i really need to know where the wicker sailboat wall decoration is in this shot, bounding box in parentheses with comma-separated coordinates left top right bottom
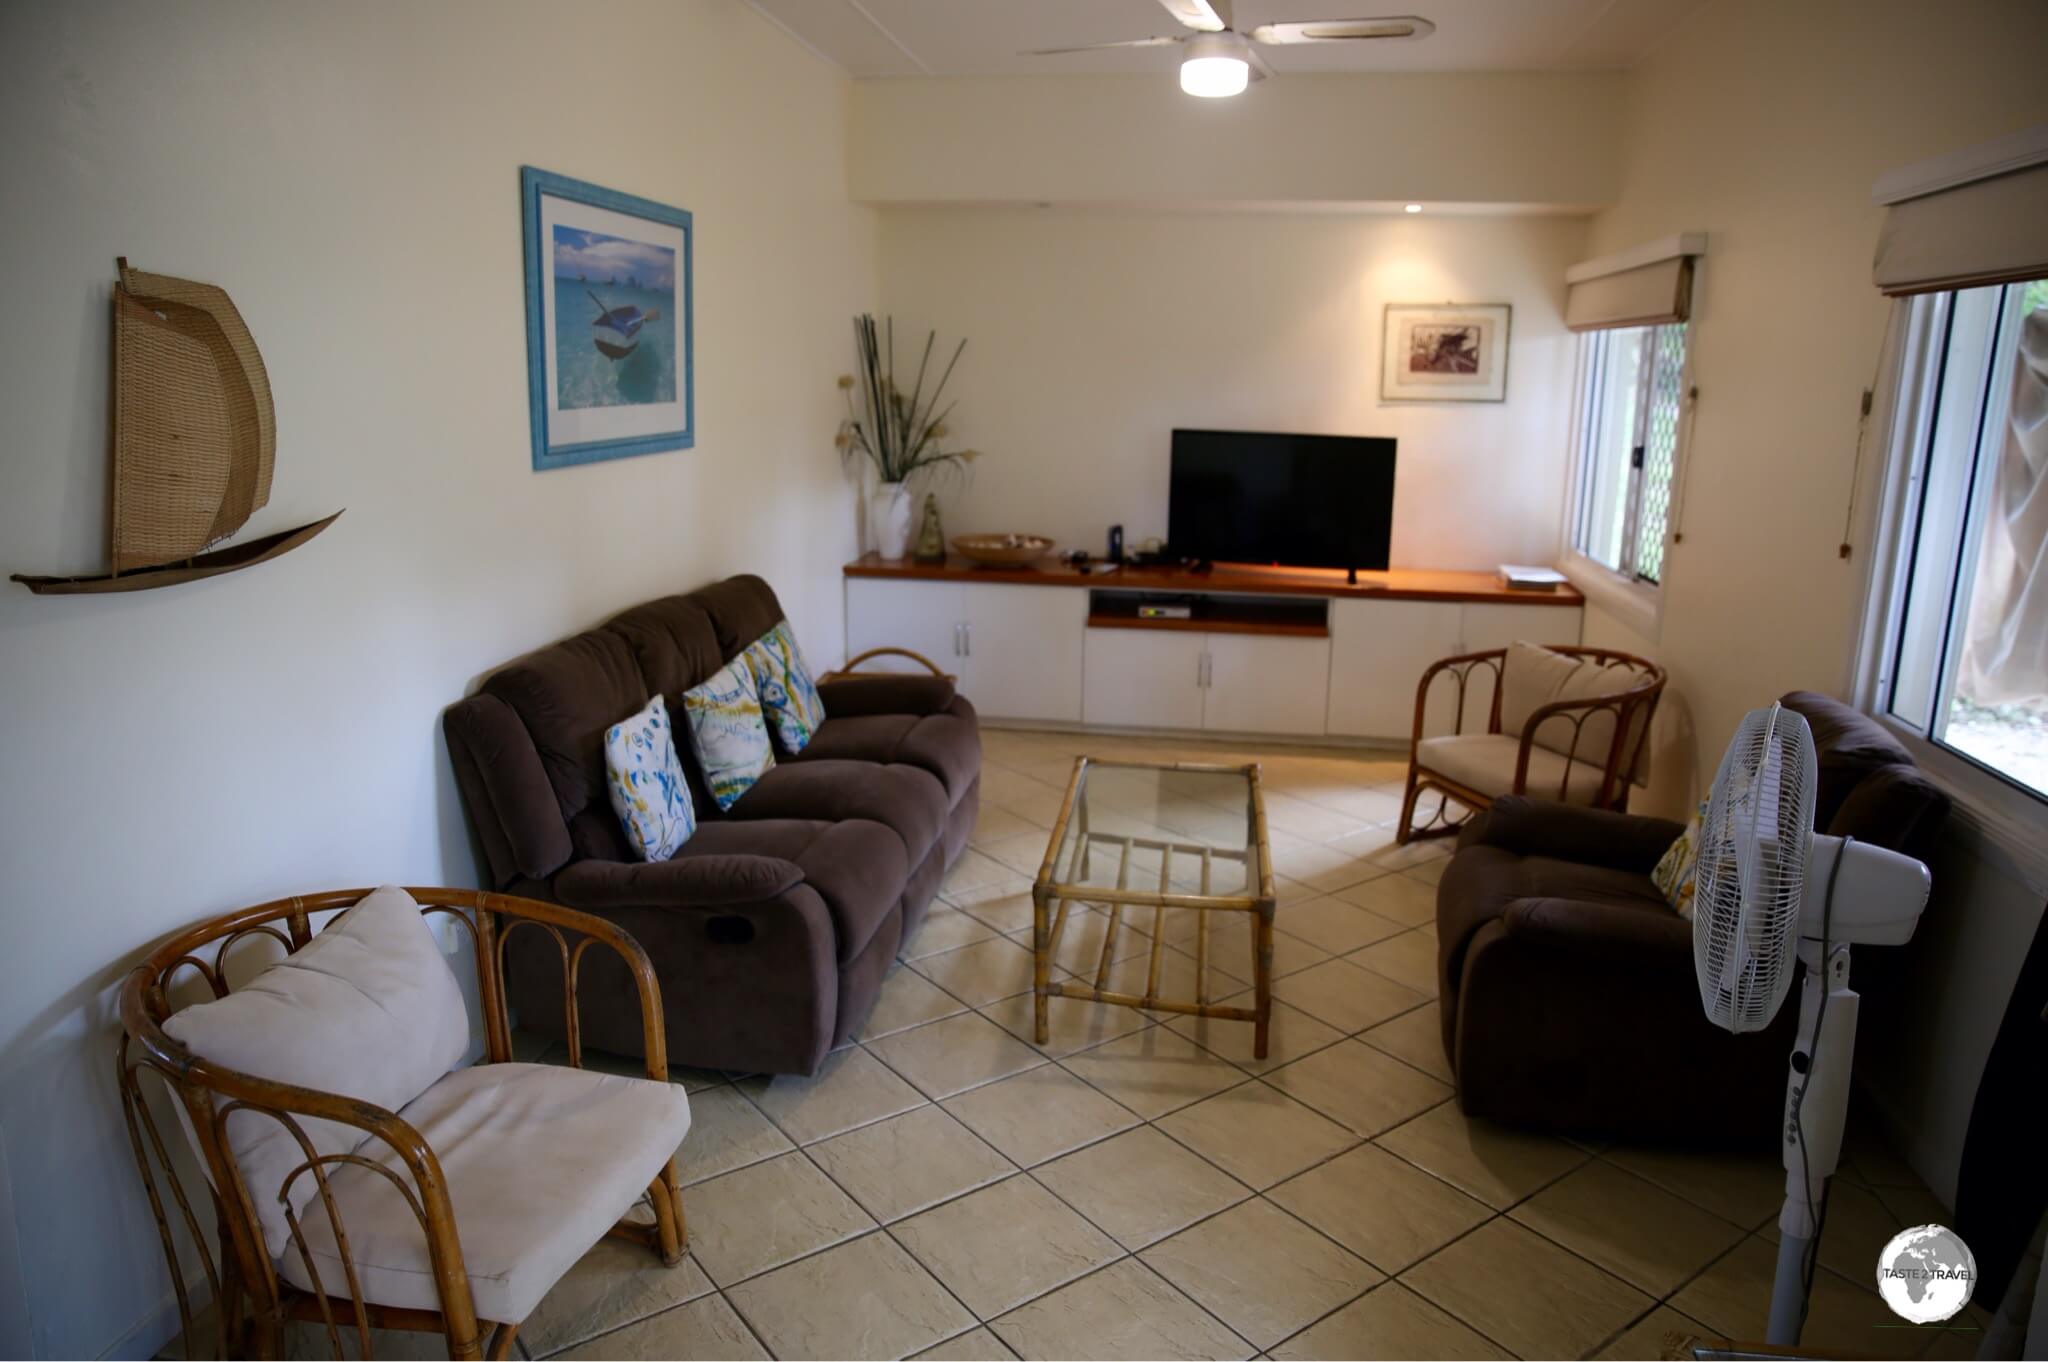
(13, 258, 339, 594)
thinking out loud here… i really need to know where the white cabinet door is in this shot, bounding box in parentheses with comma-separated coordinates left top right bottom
(1083, 628, 1205, 730)
(960, 583, 1087, 722)
(1457, 602, 1585, 734)
(845, 579, 963, 674)
(1202, 633, 1332, 736)
(1324, 599, 1465, 740)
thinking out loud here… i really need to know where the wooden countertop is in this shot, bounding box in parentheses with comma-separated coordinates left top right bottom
(844, 554, 1585, 607)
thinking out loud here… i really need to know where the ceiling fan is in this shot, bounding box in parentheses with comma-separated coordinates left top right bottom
(1025, 0, 1436, 98)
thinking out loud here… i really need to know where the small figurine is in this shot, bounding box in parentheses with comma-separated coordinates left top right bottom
(912, 493, 947, 563)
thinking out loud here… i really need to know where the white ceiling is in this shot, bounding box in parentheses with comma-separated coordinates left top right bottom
(747, 0, 1705, 78)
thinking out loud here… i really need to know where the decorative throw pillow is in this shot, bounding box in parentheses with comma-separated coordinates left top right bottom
(681, 656, 776, 810)
(161, 886, 471, 1256)
(1498, 641, 1649, 782)
(1651, 802, 1708, 919)
(605, 695, 695, 860)
(744, 619, 827, 755)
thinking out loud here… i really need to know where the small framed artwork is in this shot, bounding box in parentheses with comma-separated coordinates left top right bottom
(1381, 303, 1511, 402)
(521, 166, 694, 471)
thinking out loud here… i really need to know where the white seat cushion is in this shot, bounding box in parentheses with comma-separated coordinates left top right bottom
(1417, 733, 1613, 804)
(277, 1062, 691, 1323)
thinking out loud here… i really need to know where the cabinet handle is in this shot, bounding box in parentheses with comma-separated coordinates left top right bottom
(961, 622, 971, 658)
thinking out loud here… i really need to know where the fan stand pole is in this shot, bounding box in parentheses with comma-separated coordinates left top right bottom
(1768, 939, 1861, 1346)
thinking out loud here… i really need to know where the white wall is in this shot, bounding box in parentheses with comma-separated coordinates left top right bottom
(853, 73, 1624, 208)
(0, 3, 872, 1356)
(1577, 0, 2048, 1205)
(877, 207, 1588, 569)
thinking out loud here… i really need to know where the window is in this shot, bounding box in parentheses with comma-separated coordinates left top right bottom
(1875, 277, 2047, 802)
(1568, 323, 1688, 586)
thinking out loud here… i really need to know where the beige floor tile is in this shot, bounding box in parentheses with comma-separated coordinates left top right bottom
(992, 1259, 1253, 1361)
(722, 1230, 976, 1360)
(1032, 906, 1156, 978)
(518, 1242, 714, 1356)
(893, 1175, 1123, 1319)
(912, 1325, 1018, 1360)
(806, 1106, 1016, 1223)
(1403, 1217, 1652, 1360)
(903, 902, 1001, 960)
(1670, 1236, 1903, 1357)
(943, 853, 1036, 909)
(277, 1321, 458, 1359)
(1757, 1177, 1907, 1282)
(1591, 1305, 1723, 1360)
(1510, 1158, 1747, 1297)
(866, 1011, 1047, 1099)
(1061, 1026, 1249, 1119)
(1366, 835, 1454, 873)
(942, 1062, 1140, 1166)
(557, 1292, 766, 1359)
(957, 888, 1039, 934)
(1271, 958, 1427, 1034)
(1267, 1144, 1491, 1274)
(1329, 873, 1438, 926)
(1271, 896, 1408, 955)
(1099, 939, 1251, 1008)
(914, 935, 1046, 1008)
(1034, 1125, 1252, 1250)
(1167, 991, 1345, 1075)
(970, 804, 1047, 845)
(676, 1083, 796, 1186)
(1312, 786, 1407, 826)
(983, 781, 1071, 827)
(1156, 1081, 1358, 1190)
(859, 965, 971, 1040)
(1376, 1102, 1587, 1209)
(682, 1152, 876, 1286)
(1603, 1144, 1790, 1229)
(741, 1044, 927, 1146)
(1265, 1039, 1452, 1138)
(1357, 1003, 1453, 1084)
(1344, 929, 1439, 997)
(1400, 858, 1449, 888)
(979, 828, 1064, 878)
(1271, 1281, 1511, 1361)
(1261, 793, 1375, 844)
(1274, 843, 1386, 895)
(980, 987, 1155, 1058)
(1141, 1198, 1382, 1350)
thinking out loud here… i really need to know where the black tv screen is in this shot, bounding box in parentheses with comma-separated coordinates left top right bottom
(1168, 429, 1396, 572)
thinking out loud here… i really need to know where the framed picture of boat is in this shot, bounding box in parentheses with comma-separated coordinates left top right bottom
(521, 166, 693, 471)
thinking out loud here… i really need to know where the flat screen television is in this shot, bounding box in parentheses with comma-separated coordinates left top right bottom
(1168, 428, 1396, 576)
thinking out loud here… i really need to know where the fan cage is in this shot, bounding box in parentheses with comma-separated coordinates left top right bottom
(1693, 704, 1817, 1033)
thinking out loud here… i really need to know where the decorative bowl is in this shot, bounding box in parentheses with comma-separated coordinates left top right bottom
(951, 533, 1056, 566)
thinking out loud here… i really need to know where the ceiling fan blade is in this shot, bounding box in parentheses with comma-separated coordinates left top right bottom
(1244, 43, 1273, 80)
(1156, 0, 1228, 33)
(1023, 35, 1184, 54)
(1250, 16, 1437, 44)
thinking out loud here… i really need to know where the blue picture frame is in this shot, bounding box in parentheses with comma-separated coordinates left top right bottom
(521, 166, 694, 471)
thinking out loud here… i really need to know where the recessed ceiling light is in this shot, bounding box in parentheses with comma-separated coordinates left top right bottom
(1404, 203, 1423, 213)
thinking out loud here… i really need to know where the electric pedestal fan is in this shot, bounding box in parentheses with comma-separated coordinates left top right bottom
(1693, 702, 1932, 1345)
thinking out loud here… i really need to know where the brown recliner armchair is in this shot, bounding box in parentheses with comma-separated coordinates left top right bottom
(1436, 691, 1950, 1144)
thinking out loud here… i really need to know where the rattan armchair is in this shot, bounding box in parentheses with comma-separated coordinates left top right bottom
(117, 887, 688, 1361)
(1396, 646, 1665, 844)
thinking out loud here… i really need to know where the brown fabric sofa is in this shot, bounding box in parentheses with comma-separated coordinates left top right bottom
(1436, 690, 1949, 1144)
(444, 574, 979, 1077)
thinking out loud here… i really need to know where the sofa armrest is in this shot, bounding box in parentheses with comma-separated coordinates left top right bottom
(1462, 795, 1684, 874)
(818, 673, 959, 719)
(554, 855, 804, 910)
(1500, 896, 1692, 962)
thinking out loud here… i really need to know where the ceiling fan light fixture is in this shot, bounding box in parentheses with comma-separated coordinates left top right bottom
(1180, 32, 1250, 97)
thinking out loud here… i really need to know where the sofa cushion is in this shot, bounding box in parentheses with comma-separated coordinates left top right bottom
(445, 693, 575, 885)
(1780, 690, 1916, 829)
(791, 711, 981, 804)
(673, 818, 909, 964)
(604, 695, 695, 862)
(277, 1062, 690, 1322)
(688, 574, 785, 661)
(605, 595, 725, 701)
(1418, 733, 1613, 804)
(161, 888, 470, 1257)
(682, 657, 777, 810)
(731, 759, 947, 865)
(1500, 642, 1647, 777)
(816, 673, 959, 719)
(483, 630, 650, 829)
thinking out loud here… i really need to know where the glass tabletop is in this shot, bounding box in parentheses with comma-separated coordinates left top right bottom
(1037, 758, 1269, 904)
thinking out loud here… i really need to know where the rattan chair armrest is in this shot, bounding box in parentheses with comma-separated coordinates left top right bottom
(1410, 648, 1508, 750)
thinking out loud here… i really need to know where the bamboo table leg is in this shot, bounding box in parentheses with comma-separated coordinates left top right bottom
(1253, 900, 1275, 1060)
(1033, 881, 1052, 1045)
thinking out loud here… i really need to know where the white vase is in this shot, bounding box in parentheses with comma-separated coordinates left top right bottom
(869, 482, 913, 559)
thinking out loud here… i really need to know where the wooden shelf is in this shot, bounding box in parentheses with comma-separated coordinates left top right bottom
(844, 553, 1584, 607)
(1087, 613, 1328, 639)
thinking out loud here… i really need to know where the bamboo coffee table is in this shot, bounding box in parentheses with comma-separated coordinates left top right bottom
(1033, 758, 1278, 1058)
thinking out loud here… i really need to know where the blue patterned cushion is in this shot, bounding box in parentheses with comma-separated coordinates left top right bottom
(681, 657, 776, 810)
(744, 619, 828, 756)
(604, 696, 695, 861)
